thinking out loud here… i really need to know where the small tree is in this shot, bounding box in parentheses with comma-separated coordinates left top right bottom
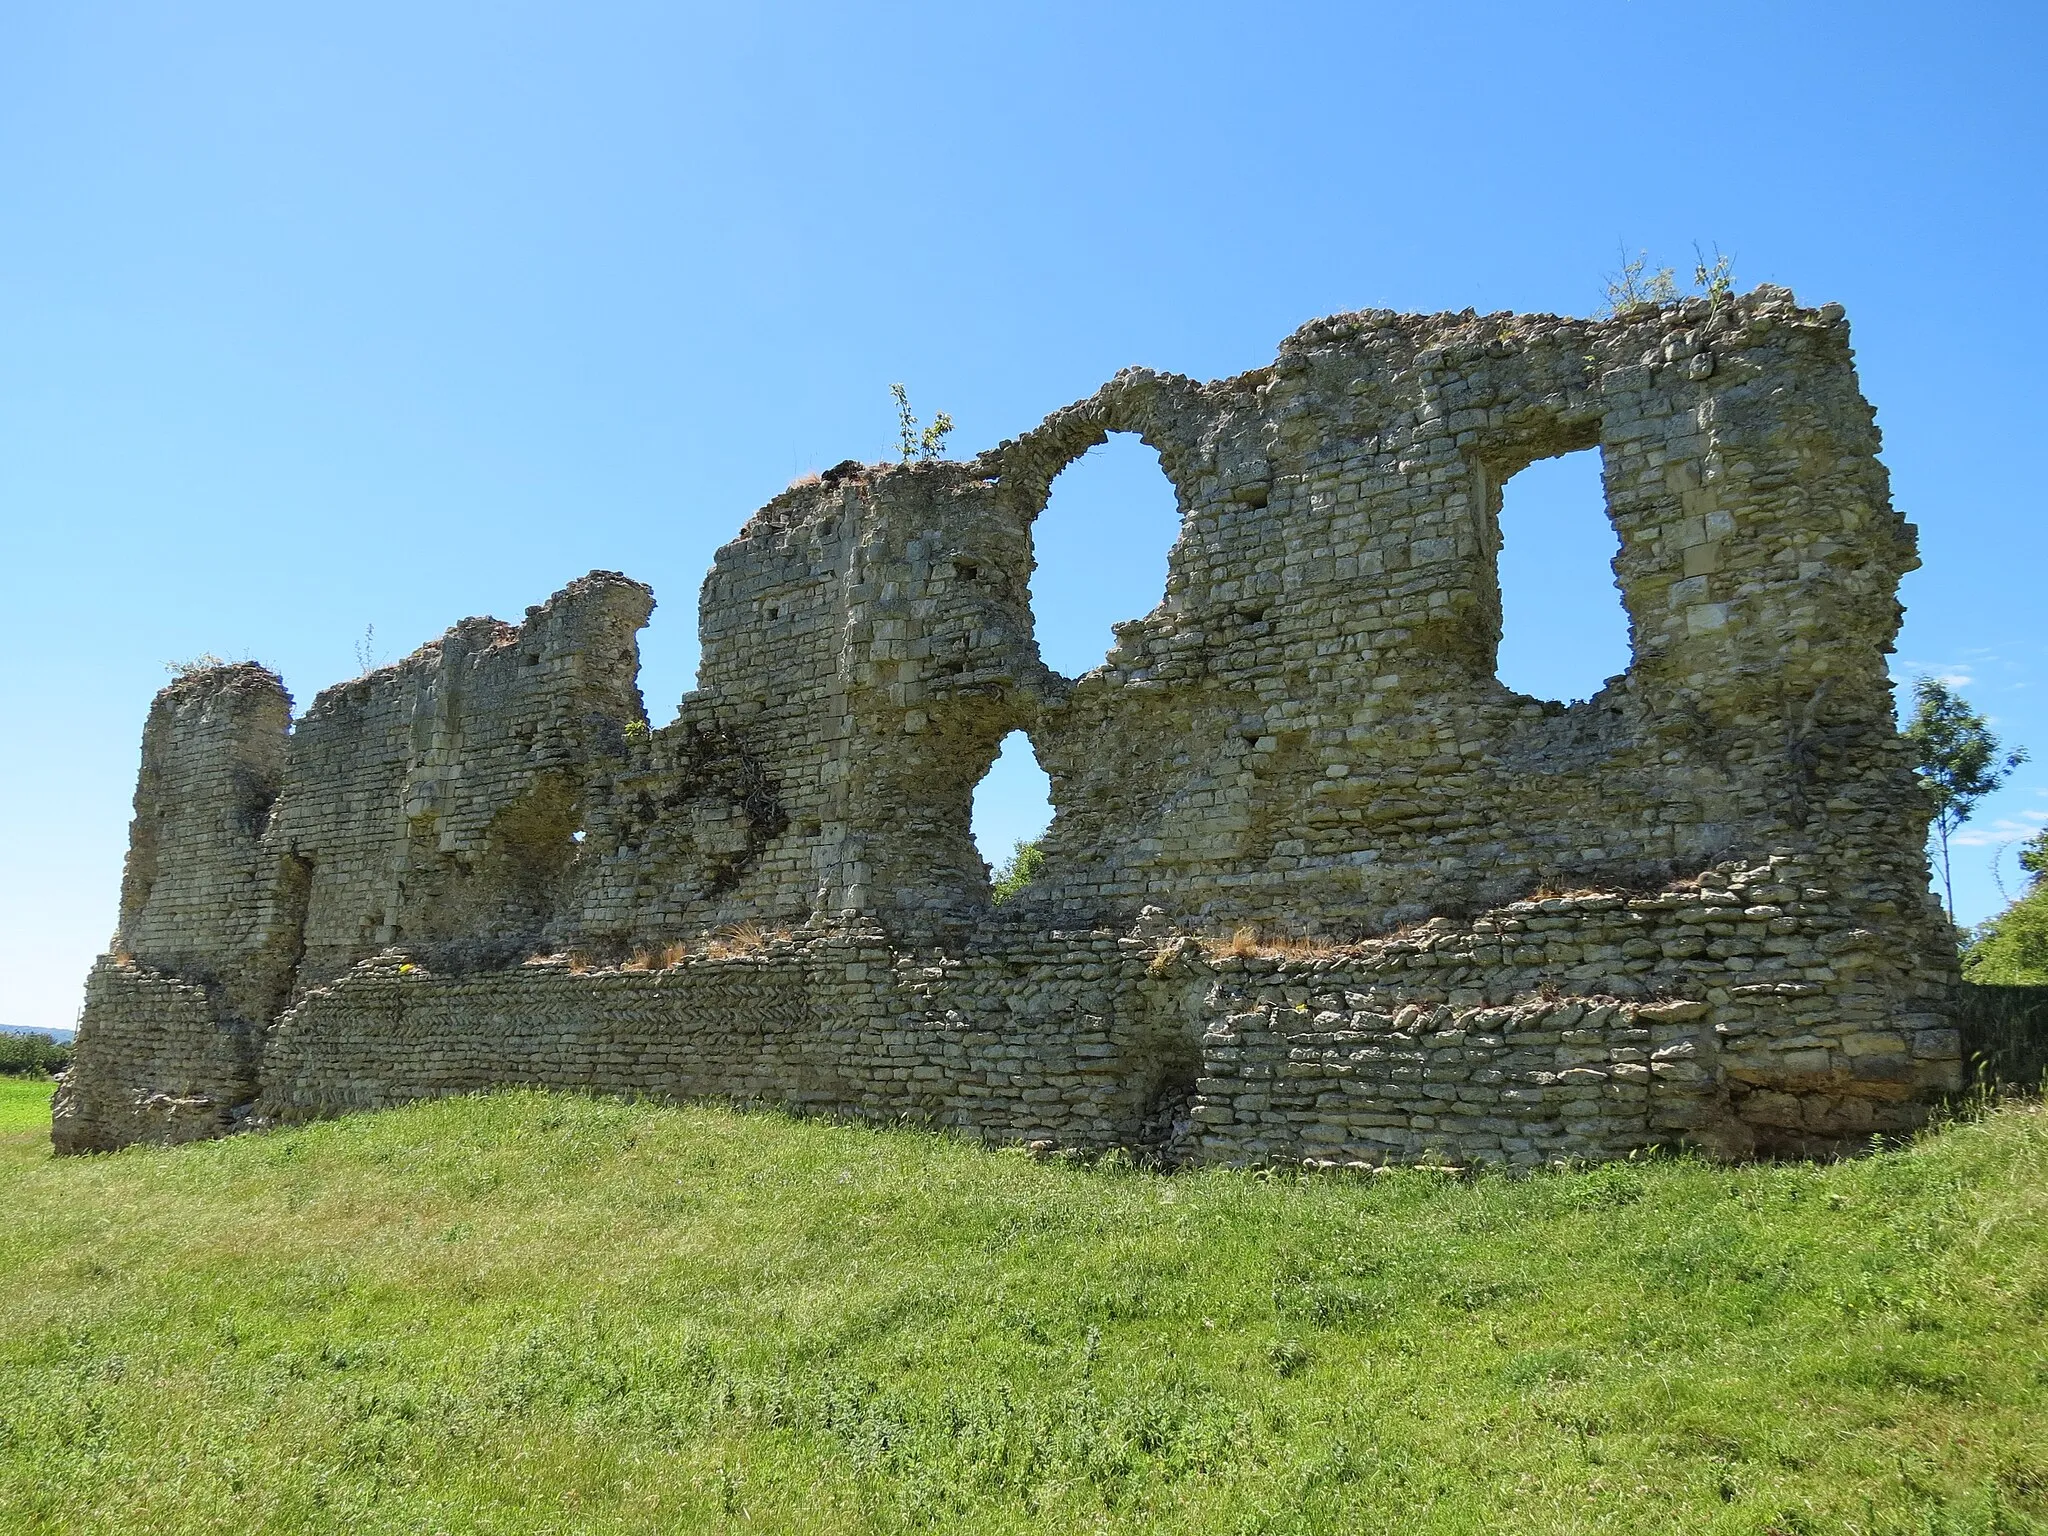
(1904, 676, 2027, 920)
(890, 384, 954, 464)
(1692, 241, 1736, 316)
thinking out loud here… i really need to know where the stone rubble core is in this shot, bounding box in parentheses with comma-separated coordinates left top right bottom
(56, 290, 1961, 1165)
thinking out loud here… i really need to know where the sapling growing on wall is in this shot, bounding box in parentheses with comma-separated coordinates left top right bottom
(1600, 241, 1737, 317)
(1693, 242, 1736, 312)
(891, 383, 954, 463)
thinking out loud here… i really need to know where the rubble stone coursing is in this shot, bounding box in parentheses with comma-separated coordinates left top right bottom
(56, 288, 1962, 1164)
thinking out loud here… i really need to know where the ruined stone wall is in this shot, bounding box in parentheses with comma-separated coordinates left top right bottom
(57, 288, 1963, 1163)
(995, 299, 1922, 939)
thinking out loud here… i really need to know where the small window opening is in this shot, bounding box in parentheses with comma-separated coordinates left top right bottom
(1032, 434, 1181, 679)
(1494, 449, 1630, 704)
(972, 731, 1052, 898)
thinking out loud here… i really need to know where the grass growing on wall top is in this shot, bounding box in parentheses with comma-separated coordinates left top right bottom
(2, 1077, 2046, 1534)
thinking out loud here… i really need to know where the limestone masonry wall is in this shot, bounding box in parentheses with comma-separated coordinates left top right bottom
(57, 289, 1962, 1163)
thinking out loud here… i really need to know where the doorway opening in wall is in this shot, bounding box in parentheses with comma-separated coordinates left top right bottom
(1032, 433, 1183, 679)
(972, 731, 1052, 901)
(1494, 448, 1631, 703)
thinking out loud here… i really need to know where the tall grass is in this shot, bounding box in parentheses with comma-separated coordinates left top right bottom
(1, 1076, 2044, 1533)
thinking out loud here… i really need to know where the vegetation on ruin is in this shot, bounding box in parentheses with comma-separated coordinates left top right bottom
(1598, 241, 1736, 318)
(3, 1079, 2047, 1534)
(162, 650, 229, 679)
(890, 383, 954, 464)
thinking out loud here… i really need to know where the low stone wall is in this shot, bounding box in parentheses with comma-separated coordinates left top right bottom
(1171, 859, 1958, 1164)
(1188, 992, 1728, 1168)
(250, 932, 1196, 1154)
(56, 859, 1963, 1167)
(51, 959, 259, 1154)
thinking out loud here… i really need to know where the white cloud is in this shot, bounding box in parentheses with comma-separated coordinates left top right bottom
(1892, 661, 1975, 689)
(1952, 811, 2048, 848)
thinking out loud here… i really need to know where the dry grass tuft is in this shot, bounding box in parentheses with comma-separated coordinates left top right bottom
(1196, 927, 1353, 963)
(1197, 926, 1261, 961)
(1264, 935, 1352, 962)
(707, 922, 786, 959)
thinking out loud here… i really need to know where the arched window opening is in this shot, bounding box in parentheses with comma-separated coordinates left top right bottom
(972, 730, 1052, 900)
(1032, 433, 1182, 679)
(1494, 448, 1630, 704)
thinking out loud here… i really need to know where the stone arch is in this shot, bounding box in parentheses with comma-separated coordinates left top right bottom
(962, 373, 1219, 924)
(982, 370, 1217, 694)
(1027, 433, 1186, 682)
(986, 368, 1215, 520)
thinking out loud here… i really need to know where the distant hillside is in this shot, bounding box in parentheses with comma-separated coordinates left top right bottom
(0, 1024, 72, 1042)
(1, 1082, 2044, 1533)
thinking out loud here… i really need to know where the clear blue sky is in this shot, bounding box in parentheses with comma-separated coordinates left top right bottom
(3, 1, 2043, 1032)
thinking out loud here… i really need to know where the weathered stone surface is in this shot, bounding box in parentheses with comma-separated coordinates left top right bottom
(57, 292, 1960, 1164)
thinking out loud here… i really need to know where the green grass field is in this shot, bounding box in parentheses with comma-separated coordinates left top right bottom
(2, 1075, 2045, 1535)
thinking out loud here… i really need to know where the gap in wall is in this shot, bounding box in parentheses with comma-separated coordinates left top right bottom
(1031, 433, 1182, 679)
(1495, 447, 1630, 704)
(972, 730, 1052, 882)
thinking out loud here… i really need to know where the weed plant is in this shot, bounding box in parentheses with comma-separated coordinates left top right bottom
(1, 1078, 2045, 1533)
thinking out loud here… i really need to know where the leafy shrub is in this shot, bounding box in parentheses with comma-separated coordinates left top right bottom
(890, 383, 954, 463)
(1966, 829, 2048, 984)
(1965, 884, 2048, 984)
(990, 839, 1044, 903)
(1600, 240, 1738, 317)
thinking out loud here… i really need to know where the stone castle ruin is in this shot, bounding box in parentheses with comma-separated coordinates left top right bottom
(57, 288, 1963, 1165)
